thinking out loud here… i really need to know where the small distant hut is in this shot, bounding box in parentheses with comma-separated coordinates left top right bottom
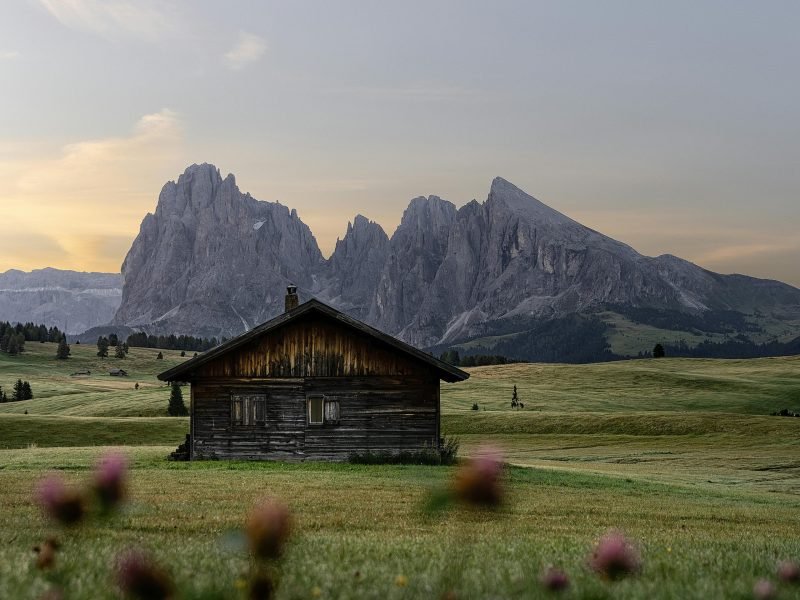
(109, 368, 128, 377)
(157, 287, 469, 461)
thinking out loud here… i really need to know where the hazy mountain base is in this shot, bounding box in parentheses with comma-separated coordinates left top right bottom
(437, 307, 800, 363)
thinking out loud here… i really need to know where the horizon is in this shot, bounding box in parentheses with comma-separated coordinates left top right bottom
(1, 2, 799, 286)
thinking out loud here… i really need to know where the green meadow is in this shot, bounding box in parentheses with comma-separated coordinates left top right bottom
(1, 342, 799, 598)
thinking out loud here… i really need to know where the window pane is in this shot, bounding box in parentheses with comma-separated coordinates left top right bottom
(232, 399, 243, 425)
(324, 399, 339, 422)
(309, 398, 323, 424)
(232, 394, 266, 427)
(253, 399, 266, 425)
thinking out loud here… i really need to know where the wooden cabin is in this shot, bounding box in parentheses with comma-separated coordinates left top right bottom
(157, 287, 469, 461)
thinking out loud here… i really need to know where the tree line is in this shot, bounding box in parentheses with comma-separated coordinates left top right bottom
(125, 332, 221, 352)
(1, 321, 67, 356)
(663, 336, 800, 359)
(438, 350, 524, 367)
(0, 379, 33, 402)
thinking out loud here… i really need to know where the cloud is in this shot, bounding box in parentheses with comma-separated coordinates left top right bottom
(0, 51, 20, 59)
(37, 0, 173, 41)
(224, 31, 267, 70)
(0, 109, 186, 273)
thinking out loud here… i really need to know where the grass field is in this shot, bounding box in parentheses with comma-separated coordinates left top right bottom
(1, 343, 800, 598)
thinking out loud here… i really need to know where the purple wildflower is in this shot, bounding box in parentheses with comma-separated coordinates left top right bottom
(753, 579, 777, 600)
(777, 560, 800, 583)
(539, 566, 570, 592)
(588, 530, 642, 580)
(246, 499, 292, 560)
(92, 452, 128, 512)
(452, 446, 504, 507)
(35, 475, 85, 525)
(33, 537, 60, 570)
(114, 549, 174, 600)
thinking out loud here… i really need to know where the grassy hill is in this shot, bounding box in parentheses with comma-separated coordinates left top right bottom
(441, 355, 800, 414)
(2, 343, 800, 598)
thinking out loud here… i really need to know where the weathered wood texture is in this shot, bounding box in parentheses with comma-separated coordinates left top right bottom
(191, 377, 438, 460)
(188, 315, 441, 461)
(194, 314, 429, 379)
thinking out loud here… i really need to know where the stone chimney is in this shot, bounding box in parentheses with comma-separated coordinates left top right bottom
(285, 285, 299, 312)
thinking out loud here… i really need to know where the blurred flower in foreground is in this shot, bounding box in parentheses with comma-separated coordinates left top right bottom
(451, 446, 504, 507)
(246, 499, 292, 560)
(394, 575, 408, 587)
(36, 475, 85, 526)
(753, 579, 777, 600)
(92, 452, 128, 512)
(33, 537, 60, 570)
(588, 531, 642, 580)
(38, 588, 64, 600)
(248, 573, 274, 600)
(539, 566, 570, 592)
(777, 560, 800, 583)
(114, 549, 174, 600)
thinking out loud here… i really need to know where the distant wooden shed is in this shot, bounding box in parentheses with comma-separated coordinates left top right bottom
(157, 288, 468, 461)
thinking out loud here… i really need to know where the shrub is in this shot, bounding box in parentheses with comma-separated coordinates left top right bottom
(349, 440, 458, 466)
(471, 403, 479, 411)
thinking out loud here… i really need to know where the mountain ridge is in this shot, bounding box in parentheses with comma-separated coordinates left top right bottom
(4, 163, 799, 361)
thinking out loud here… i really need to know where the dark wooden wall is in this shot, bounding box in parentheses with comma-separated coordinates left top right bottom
(191, 376, 439, 461)
(188, 315, 441, 461)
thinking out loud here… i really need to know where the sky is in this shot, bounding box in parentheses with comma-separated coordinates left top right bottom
(0, 1, 798, 286)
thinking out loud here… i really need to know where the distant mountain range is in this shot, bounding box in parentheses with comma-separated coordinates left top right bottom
(0, 268, 121, 334)
(5, 163, 800, 361)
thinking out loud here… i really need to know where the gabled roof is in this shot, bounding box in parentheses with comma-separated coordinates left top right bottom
(157, 299, 469, 383)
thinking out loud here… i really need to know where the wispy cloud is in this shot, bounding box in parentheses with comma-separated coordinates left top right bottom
(224, 31, 267, 70)
(0, 109, 186, 272)
(0, 50, 20, 59)
(37, 0, 174, 41)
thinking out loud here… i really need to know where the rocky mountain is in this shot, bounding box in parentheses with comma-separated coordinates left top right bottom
(316, 215, 390, 321)
(0, 268, 121, 334)
(368, 196, 456, 334)
(109, 164, 800, 361)
(112, 164, 324, 338)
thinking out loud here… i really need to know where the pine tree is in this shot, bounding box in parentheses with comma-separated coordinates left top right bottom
(180, 350, 186, 357)
(97, 336, 109, 358)
(167, 382, 188, 416)
(21, 381, 32, 400)
(7, 335, 20, 356)
(109, 333, 119, 347)
(56, 335, 71, 360)
(12, 379, 24, 401)
(121, 342, 129, 355)
(653, 343, 666, 358)
(511, 384, 519, 409)
(115, 344, 126, 359)
(0, 386, 4, 403)
(157, 351, 164, 360)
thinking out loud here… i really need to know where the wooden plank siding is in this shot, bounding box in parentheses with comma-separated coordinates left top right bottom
(188, 314, 441, 461)
(195, 315, 426, 379)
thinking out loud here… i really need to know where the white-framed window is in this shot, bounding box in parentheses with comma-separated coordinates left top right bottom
(307, 395, 340, 426)
(231, 393, 267, 427)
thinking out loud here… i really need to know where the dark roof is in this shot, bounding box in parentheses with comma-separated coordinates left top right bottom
(157, 299, 469, 383)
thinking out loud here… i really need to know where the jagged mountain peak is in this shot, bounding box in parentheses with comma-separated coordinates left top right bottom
(110, 165, 800, 357)
(487, 176, 574, 225)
